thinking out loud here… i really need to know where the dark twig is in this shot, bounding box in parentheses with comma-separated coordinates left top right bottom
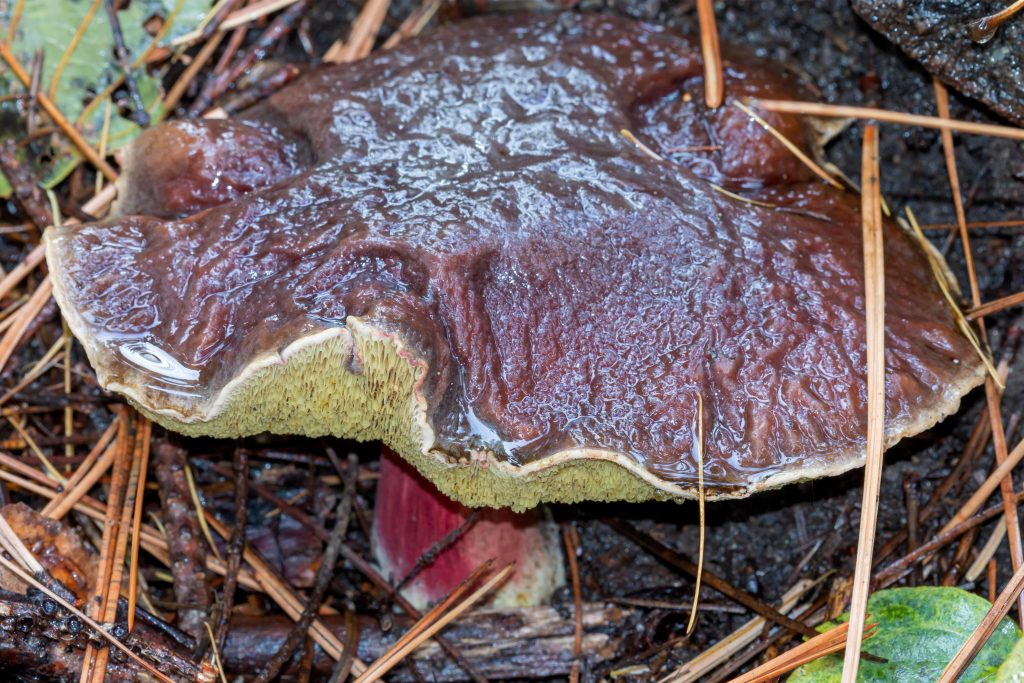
(200, 0, 247, 41)
(328, 608, 361, 683)
(0, 139, 52, 236)
(190, 0, 313, 115)
(206, 460, 489, 683)
(215, 448, 249, 654)
(606, 520, 819, 639)
(103, 0, 149, 126)
(395, 509, 479, 592)
(875, 490, 1024, 587)
(253, 454, 358, 683)
(154, 441, 213, 641)
(221, 64, 302, 115)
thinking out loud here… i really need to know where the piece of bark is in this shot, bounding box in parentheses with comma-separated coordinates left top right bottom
(154, 441, 213, 640)
(851, 0, 1024, 124)
(0, 504, 207, 682)
(222, 603, 630, 681)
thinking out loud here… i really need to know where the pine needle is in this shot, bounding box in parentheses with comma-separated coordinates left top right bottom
(696, 0, 723, 108)
(0, 277, 53, 376)
(127, 417, 152, 632)
(686, 394, 705, 636)
(967, 290, 1024, 321)
(354, 563, 515, 683)
(934, 77, 1024, 623)
(204, 621, 229, 683)
(938, 560, 1024, 681)
(0, 551, 175, 683)
(754, 99, 1024, 141)
(620, 128, 665, 161)
(733, 101, 842, 188)
(728, 622, 878, 683)
(0, 43, 118, 181)
(840, 122, 885, 683)
(902, 207, 1000, 386)
(561, 523, 583, 682)
(184, 461, 224, 563)
(323, 0, 391, 63)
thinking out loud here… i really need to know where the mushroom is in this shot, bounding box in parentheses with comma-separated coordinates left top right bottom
(373, 447, 564, 608)
(46, 13, 984, 605)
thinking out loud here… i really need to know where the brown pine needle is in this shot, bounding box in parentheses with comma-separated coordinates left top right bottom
(127, 417, 152, 632)
(354, 563, 516, 683)
(0, 243, 45, 301)
(967, 290, 1024, 320)
(754, 99, 1024, 141)
(323, 0, 391, 63)
(696, 0, 723, 108)
(0, 553, 175, 683)
(934, 77, 1024, 622)
(81, 415, 133, 683)
(163, 30, 225, 112)
(561, 523, 583, 682)
(0, 337, 64, 408)
(728, 622, 878, 683)
(686, 394, 706, 636)
(0, 511, 45, 574)
(41, 421, 120, 520)
(923, 219, 1024, 231)
(840, 122, 885, 683)
(660, 577, 821, 683)
(620, 128, 665, 161)
(204, 514, 367, 672)
(933, 79, 979, 300)
(733, 101, 842, 188)
(8, 415, 62, 482)
(902, 208, 1000, 386)
(0, 43, 118, 181)
(382, 0, 441, 50)
(967, 0, 1024, 42)
(0, 276, 53, 375)
(172, 0, 304, 46)
(942, 438, 1024, 535)
(184, 461, 223, 562)
(938, 559, 1024, 682)
(371, 559, 493, 668)
(6, 0, 24, 44)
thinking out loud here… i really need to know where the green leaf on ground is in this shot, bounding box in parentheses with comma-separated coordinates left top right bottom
(0, 0, 210, 196)
(788, 586, 1021, 682)
(998, 636, 1024, 682)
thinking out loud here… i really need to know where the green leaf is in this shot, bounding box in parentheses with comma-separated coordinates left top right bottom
(788, 587, 1022, 683)
(0, 0, 209, 196)
(997, 637, 1024, 682)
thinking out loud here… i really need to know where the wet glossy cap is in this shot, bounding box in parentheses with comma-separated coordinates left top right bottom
(45, 13, 985, 510)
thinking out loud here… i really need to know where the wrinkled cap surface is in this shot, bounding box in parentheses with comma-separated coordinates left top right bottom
(46, 13, 985, 508)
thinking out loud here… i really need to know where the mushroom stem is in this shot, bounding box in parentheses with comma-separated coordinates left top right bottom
(371, 448, 565, 610)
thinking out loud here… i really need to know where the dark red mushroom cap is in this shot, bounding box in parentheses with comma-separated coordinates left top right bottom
(45, 13, 985, 509)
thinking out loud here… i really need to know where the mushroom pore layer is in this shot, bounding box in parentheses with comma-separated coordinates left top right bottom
(45, 13, 985, 509)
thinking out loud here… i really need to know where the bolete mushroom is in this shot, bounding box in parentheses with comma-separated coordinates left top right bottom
(46, 13, 984, 604)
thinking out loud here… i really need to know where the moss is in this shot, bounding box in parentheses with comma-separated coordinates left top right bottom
(138, 317, 672, 511)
